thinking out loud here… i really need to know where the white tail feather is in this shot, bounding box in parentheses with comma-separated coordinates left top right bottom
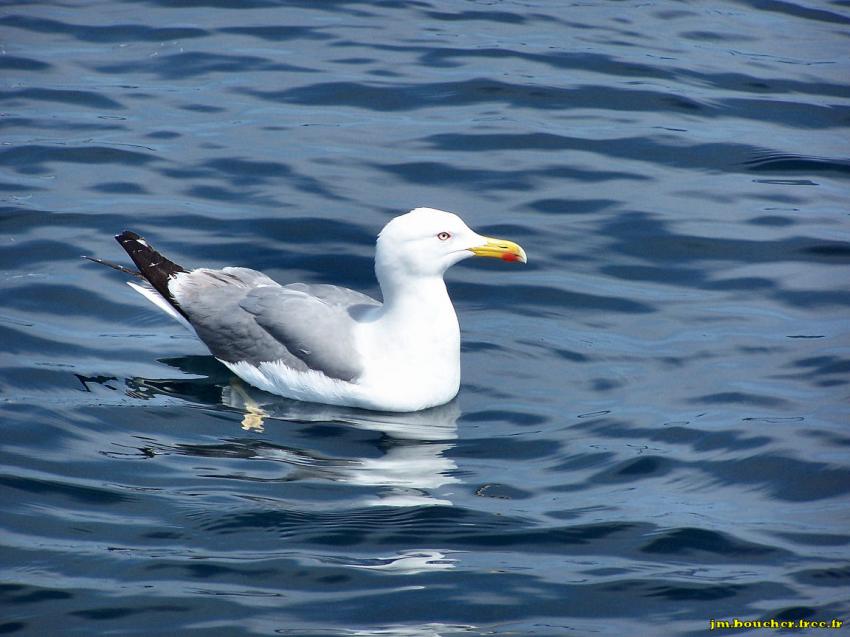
(127, 281, 196, 334)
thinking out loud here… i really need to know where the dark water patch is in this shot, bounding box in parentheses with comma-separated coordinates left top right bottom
(120, 0, 285, 9)
(705, 276, 776, 291)
(749, 215, 796, 226)
(423, 132, 796, 176)
(91, 181, 149, 194)
(547, 505, 612, 521)
(774, 531, 850, 547)
(0, 14, 209, 43)
(94, 52, 312, 80)
(89, 216, 377, 277)
(421, 9, 528, 24)
(0, 474, 132, 505)
(178, 103, 227, 113)
(218, 25, 333, 41)
(0, 239, 85, 269)
(549, 451, 617, 473)
(0, 207, 138, 236)
(530, 164, 650, 182)
(274, 254, 377, 289)
(183, 184, 281, 207)
(460, 340, 501, 353)
(657, 425, 771, 452)
(549, 346, 591, 363)
(529, 198, 617, 215)
(123, 0, 395, 13)
(332, 57, 377, 65)
(451, 282, 655, 314)
(0, 322, 159, 361)
(2, 367, 103, 394)
(787, 355, 850, 377)
(474, 483, 532, 500)
(570, 417, 772, 454)
(577, 410, 612, 419)
(0, 182, 45, 192)
(614, 456, 671, 477)
(802, 243, 850, 259)
(731, 0, 850, 25)
(753, 178, 818, 185)
(642, 528, 783, 559)
(166, 158, 295, 186)
(473, 221, 533, 239)
(0, 88, 124, 110)
(643, 583, 742, 601)
(70, 605, 187, 620)
(146, 130, 181, 139)
(372, 161, 535, 191)
(449, 437, 558, 460)
(552, 455, 675, 491)
(245, 79, 717, 115)
(367, 45, 683, 80)
(791, 565, 850, 587)
(775, 606, 818, 622)
(3, 283, 145, 318)
(160, 157, 340, 199)
(168, 438, 338, 465)
(461, 410, 547, 426)
(364, 43, 850, 98)
(0, 55, 50, 71)
(377, 161, 647, 187)
(0, 145, 157, 174)
(202, 504, 644, 553)
(721, 99, 850, 130)
(238, 215, 372, 246)
(146, 560, 279, 580)
(287, 573, 791, 624)
(0, 622, 25, 634)
(703, 455, 850, 502)
(601, 212, 850, 266)
(691, 391, 789, 408)
(801, 429, 850, 449)
(0, 586, 73, 604)
(745, 152, 850, 176)
(602, 264, 705, 287)
(0, 116, 127, 133)
(590, 377, 623, 392)
(774, 289, 850, 308)
(679, 30, 759, 43)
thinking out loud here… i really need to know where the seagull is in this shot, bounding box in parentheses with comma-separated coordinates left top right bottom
(103, 207, 526, 412)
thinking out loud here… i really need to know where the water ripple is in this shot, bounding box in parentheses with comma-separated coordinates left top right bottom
(2, 1, 848, 635)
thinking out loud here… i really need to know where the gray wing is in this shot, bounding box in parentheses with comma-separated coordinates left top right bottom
(170, 267, 380, 381)
(240, 283, 380, 381)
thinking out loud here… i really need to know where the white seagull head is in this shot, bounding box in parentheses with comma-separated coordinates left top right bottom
(376, 207, 526, 280)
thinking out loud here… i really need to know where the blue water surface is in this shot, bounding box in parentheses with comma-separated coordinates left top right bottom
(1, 1, 849, 635)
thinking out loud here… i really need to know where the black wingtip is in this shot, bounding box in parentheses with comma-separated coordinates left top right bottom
(113, 229, 189, 318)
(115, 230, 141, 243)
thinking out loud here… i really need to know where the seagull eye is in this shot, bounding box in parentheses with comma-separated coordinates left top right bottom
(437, 232, 451, 241)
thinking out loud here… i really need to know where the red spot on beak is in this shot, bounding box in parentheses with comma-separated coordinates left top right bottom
(501, 252, 519, 262)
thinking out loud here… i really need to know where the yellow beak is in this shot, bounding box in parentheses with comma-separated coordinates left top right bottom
(468, 237, 527, 264)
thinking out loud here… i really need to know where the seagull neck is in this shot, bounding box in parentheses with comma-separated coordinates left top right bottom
(377, 272, 454, 322)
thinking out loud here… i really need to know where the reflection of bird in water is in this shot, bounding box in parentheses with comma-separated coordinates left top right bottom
(92, 207, 525, 411)
(119, 357, 461, 507)
(222, 378, 461, 506)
